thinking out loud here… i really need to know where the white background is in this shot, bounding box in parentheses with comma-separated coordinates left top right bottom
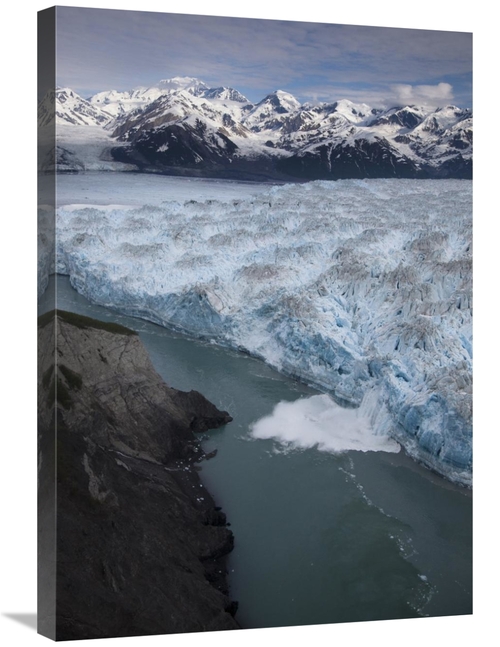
(0, 1, 495, 645)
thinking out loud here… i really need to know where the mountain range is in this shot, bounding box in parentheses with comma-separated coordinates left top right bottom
(38, 76, 472, 180)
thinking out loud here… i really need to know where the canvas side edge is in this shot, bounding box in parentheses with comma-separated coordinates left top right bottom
(37, 6, 56, 641)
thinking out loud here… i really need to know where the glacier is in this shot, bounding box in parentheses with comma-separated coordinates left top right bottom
(50, 178, 472, 486)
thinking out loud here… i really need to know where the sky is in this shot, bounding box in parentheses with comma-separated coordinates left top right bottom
(55, 6, 472, 109)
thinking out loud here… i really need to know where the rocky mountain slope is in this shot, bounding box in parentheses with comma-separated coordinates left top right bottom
(38, 77, 472, 180)
(37, 309, 239, 640)
(38, 87, 114, 127)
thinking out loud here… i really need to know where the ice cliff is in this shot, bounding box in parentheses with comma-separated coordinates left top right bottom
(53, 179, 472, 485)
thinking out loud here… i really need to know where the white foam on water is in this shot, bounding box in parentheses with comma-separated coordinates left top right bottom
(249, 394, 401, 454)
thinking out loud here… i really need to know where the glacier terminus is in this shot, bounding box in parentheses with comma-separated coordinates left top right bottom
(45, 176, 472, 486)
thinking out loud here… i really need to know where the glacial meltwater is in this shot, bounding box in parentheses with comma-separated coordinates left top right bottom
(40, 274, 472, 628)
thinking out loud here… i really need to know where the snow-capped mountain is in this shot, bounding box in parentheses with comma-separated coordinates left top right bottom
(39, 77, 472, 179)
(274, 101, 472, 179)
(38, 87, 114, 128)
(156, 76, 210, 95)
(89, 88, 166, 117)
(243, 90, 302, 132)
(89, 77, 212, 117)
(111, 88, 251, 141)
(201, 87, 250, 103)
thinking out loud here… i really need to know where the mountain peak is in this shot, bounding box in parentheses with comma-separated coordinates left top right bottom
(40, 87, 113, 128)
(259, 90, 300, 113)
(201, 87, 250, 103)
(155, 77, 209, 94)
(330, 99, 374, 122)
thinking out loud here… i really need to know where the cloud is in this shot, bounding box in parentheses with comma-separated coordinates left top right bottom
(54, 7, 471, 107)
(293, 82, 456, 110)
(390, 82, 454, 107)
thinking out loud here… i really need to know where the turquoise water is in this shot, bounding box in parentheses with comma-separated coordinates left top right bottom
(41, 275, 472, 628)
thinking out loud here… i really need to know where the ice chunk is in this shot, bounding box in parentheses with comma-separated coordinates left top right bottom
(250, 394, 401, 454)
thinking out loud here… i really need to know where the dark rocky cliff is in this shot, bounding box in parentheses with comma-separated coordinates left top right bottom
(38, 310, 239, 640)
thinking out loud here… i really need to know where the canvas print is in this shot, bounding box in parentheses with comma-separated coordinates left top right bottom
(37, 5, 472, 641)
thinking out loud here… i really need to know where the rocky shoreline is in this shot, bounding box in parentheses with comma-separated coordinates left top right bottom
(38, 309, 239, 640)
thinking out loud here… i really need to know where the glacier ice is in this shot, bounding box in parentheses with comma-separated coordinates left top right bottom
(52, 178, 472, 485)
